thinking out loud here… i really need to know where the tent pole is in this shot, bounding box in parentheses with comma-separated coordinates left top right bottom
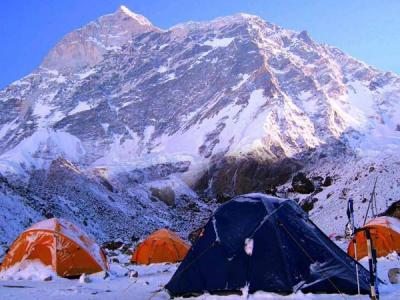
(353, 237, 360, 295)
(363, 178, 378, 226)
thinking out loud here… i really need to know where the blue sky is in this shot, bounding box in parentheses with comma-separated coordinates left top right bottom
(1, 0, 399, 89)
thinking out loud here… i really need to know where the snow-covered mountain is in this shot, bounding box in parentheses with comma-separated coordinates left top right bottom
(42, 5, 157, 73)
(1, 6, 400, 248)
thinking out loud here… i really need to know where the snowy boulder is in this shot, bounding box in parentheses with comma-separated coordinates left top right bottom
(388, 268, 400, 284)
(128, 270, 139, 279)
(79, 273, 91, 283)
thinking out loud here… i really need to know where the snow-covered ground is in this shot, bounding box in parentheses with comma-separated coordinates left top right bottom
(302, 152, 400, 236)
(1, 251, 400, 300)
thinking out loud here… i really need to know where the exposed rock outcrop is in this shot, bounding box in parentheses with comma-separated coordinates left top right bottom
(382, 200, 400, 219)
(150, 186, 176, 206)
(197, 154, 300, 203)
(292, 172, 315, 194)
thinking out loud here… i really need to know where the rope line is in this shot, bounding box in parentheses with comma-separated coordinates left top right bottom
(167, 241, 217, 281)
(279, 221, 347, 299)
(169, 201, 350, 299)
(171, 202, 287, 281)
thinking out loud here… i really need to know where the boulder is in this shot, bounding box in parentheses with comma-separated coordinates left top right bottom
(292, 173, 315, 194)
(196, 154, 301, 203)
(79, 273, 91, 284)
(102, 240, 123, 251)
(388, 268, 400, 284)
(312, 176, 324, 186)
(299, 197, 318, 213)
(381, 200, 400, 219)
(128, 270, 139, 279)
(322, 176, 333, 187)
(149, 186, 175, 206)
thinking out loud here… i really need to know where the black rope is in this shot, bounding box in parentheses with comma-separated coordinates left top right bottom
(278, 221, 346, 299)
(168, 241, 217, 281)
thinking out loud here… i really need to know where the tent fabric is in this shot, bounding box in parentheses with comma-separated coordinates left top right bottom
(348, 216, 400, 260)
(0, 218, 108, 277)
(166, 193, 371, 297)
(131, 229, 190, 265)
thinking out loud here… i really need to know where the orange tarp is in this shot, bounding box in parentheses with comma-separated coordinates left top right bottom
(0, 218, 108, 277)
(348, 216, 400, 260)
(131, 229, 190, 265)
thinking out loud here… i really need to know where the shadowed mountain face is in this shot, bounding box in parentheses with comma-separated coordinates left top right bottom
(1, 6, 400, 246)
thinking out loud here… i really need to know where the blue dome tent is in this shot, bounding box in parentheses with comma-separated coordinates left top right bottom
(166, 193, 371, 297)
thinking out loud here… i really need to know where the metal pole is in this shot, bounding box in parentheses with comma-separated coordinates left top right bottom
(363, 196, 373, 226)
(353, 237, 360, 295)
(363, 178, 378, 226)
(365, 230, 378, 300)
(372, 248, 379, 300)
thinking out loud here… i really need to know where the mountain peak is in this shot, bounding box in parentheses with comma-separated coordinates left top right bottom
(115, 5, 153, 27)
(41, 5, 157, 73)
(118, 4, 132, 13)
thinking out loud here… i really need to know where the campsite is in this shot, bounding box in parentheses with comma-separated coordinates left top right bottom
(1, 194, 400, 299)
(2, 1, 400, 299)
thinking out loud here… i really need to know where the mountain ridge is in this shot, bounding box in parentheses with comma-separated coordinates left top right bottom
(0, 6, 400, 248)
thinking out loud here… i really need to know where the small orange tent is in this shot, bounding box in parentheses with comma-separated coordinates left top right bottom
(0, 218, 108, 277)
(131, 229, 190, 265)
(348, 216, 400, 260)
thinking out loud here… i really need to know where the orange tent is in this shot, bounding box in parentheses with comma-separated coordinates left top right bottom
(0, 218, 108, 277)
(131, 229, 190, 264)
(348, 216, 400, 260)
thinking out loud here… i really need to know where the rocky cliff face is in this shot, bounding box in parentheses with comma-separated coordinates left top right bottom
(1, 6, 400, 246)
(42, 6, 158, 73)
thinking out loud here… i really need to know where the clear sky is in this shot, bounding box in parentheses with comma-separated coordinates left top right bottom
(1, 0, 399, 89)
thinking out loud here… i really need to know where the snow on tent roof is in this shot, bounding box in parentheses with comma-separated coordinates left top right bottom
(26, 218, 107, 270)
(348, 216, 400, 260)
(365, 216, 400, 233)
